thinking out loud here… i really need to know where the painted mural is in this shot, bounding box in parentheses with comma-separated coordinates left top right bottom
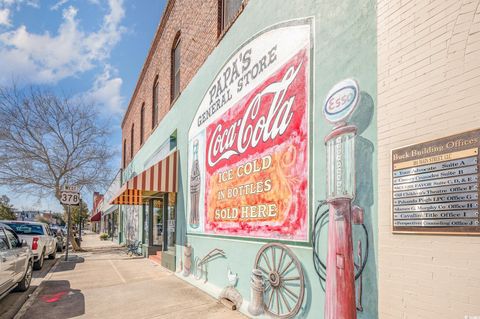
(187, 20, 312, 241)
(125, 205, 140, 242)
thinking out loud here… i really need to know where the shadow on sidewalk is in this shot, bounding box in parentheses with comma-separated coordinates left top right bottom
(20, 280, 84, 319)
(52, 255, 85, 273)
(79, 246, 145, 260)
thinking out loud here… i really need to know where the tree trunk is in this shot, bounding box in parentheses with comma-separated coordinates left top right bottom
(69, 223, 85, 252)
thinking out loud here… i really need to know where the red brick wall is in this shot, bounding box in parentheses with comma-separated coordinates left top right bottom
(92, 192, 104, 214)
(121, 0, 220, 168)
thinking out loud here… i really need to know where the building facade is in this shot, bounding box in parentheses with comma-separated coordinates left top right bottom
(116, 0, 249, 269)
(90, 192, 103, 233)
(110, 0, 480, 318)
(99, 170, 122, 242)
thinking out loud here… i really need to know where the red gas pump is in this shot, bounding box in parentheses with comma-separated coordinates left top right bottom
(322, 79, 363, 319)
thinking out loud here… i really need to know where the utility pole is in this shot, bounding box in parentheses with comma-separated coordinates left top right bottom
(65, 204, 71, 261)
(78, 216, 82, 244)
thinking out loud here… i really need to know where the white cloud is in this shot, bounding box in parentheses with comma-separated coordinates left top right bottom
(0, 0, 125, 85)
(0, 0, 39, 9)
(84, 65, 125, 115)
(50, 0, 68, 11)
(0, 8, 10, 26)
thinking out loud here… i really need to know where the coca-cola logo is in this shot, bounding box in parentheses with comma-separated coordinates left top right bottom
(207, 62, 302, 167)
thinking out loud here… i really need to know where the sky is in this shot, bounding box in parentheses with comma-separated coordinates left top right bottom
(0, 0, 166, 212)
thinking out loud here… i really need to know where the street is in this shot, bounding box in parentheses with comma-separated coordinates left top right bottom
(0, 255, 58, 319)
(2, 232, 246, 319)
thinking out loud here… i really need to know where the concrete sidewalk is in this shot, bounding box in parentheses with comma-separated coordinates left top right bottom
(18, 232, 246, 319)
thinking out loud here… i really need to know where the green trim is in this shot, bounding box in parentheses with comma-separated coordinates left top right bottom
(187, 232, 312, 247)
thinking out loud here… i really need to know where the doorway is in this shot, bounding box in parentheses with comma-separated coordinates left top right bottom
(151, 198, 164, 247)
(145, 193, 176, 271)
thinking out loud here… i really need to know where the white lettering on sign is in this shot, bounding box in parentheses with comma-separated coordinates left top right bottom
(207, 63, 301, 167)
(63, 185, 79, 192)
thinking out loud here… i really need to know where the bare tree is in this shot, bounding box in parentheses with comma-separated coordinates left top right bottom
(0, 85, 114, 250)
(0, 85, 113, 198)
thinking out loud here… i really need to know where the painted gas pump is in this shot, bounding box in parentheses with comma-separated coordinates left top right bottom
(321, 79, 365, 319)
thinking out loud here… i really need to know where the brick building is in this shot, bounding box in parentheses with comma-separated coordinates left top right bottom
(121, 0, 244, 169)
(377, 1, 480, 318)
(90, 191, 103, 233)
(107, 0, 480, 318)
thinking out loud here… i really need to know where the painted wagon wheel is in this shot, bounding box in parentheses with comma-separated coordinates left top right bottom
(254, 243, 305, 319)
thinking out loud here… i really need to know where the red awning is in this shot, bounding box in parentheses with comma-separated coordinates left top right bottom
(90, 211, 101, 222)
(110, 150, 178, 205)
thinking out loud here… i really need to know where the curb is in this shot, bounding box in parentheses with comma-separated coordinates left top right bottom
(13, 256, 62, 319)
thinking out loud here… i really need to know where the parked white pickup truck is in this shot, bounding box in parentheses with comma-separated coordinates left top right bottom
(0, 221, 57, 270)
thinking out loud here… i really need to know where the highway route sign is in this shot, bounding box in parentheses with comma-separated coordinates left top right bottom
(60, 190, 80, 206)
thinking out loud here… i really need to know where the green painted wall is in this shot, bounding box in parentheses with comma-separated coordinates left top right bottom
(122, 0, 377, 317)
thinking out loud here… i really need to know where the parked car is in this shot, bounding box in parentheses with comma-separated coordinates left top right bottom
(50, 225, 66, 252)
(0, 223, 33, 300)
(0, 221, 57, 270)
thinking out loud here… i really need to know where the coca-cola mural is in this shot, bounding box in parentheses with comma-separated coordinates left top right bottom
(187, 19, 312, 241)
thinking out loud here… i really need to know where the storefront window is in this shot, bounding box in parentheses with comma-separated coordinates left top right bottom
(167, 193, 176, 250)
(143, 203, 149, 244)
(152, 199, 163, 246)
(112, 210, 118, 239)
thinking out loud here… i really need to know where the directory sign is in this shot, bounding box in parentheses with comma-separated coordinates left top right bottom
(392, 129, 480, 234)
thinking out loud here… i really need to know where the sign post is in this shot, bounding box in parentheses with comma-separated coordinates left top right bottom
(65, 205, 71, 261)
(60, 186, 80, 261)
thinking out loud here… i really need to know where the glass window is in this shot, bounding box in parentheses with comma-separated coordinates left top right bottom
(112, 210, 119, 239)
(171, 36, 181, 102)
(152, 199, 163, 246)
(167, 193, 176, 250)
(3, 223, 44, 235)
(0, 228, 9, 250)
(140, 103, 145, 145)
(152, 79, 159, 128)
(170, 132, 177, 149)
(221, 0, 243, 33)
(142, 203, 149, 245)
(4, 229, 19, 248)
(123, 139, 127, 168)
(130, 124, 134, 159)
